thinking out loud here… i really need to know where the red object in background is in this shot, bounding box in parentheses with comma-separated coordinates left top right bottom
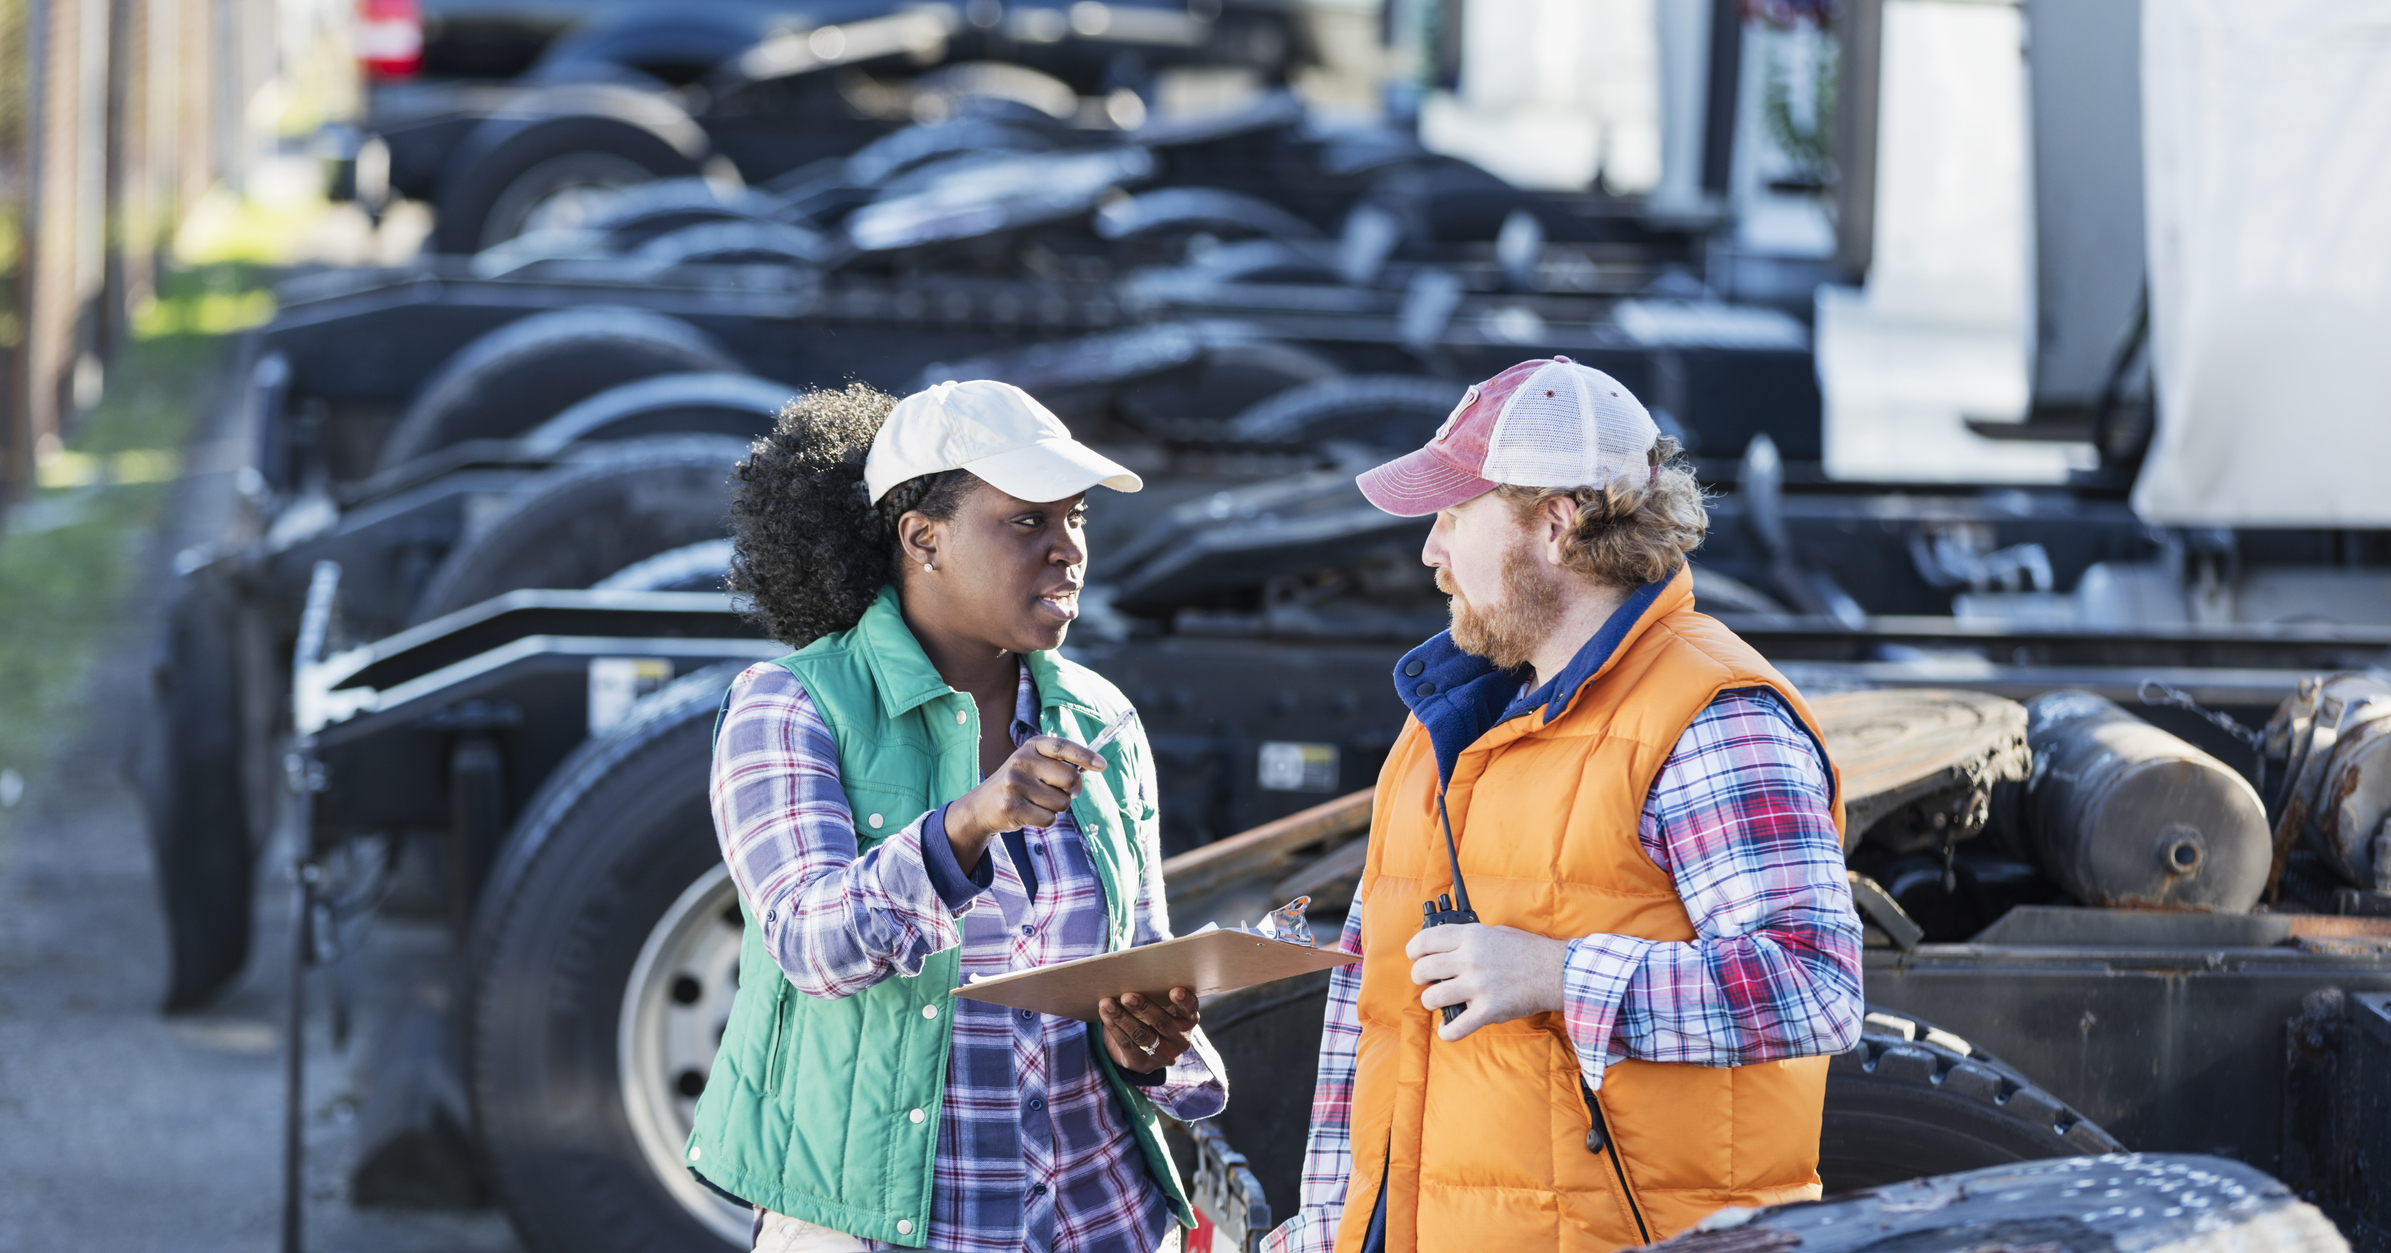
(357, 0, 424, 79)
(1185, 1207, 1217, 1253)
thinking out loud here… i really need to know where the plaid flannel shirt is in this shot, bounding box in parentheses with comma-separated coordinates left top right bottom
(709, 661, 1225, 1253)
(1263, 690, 1862, 1253)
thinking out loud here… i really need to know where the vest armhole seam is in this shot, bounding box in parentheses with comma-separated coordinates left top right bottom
(1709, 683, 1839, 810)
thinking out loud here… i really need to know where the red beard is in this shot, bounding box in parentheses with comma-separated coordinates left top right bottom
(1438, 536, 1563, 671)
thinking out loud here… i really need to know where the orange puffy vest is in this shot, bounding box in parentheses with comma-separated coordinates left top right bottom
(1341, 567, 1844, 1253)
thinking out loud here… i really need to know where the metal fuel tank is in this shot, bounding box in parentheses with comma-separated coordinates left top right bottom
(2012, 690, 2272, 912)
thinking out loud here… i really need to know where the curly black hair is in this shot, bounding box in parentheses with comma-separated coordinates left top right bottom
(727, 383, 980, 647)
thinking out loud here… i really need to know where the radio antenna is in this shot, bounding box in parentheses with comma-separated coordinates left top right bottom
(1436, 791, 1471, 913)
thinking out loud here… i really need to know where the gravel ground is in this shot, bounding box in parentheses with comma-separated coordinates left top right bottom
(0, 331, 524, 1253)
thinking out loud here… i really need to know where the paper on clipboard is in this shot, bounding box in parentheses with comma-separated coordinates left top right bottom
(950, 928, 1359, 1022)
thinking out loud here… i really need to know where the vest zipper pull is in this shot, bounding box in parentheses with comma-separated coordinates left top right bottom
(1581, 1080, 1607, 1153)
(1583, 1080, 1651, 1242)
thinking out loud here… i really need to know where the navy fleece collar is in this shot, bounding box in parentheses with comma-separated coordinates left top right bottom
(1393, 578, 1669, 787)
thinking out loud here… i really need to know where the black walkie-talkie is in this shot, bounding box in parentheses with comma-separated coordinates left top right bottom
(1418, 791, 1478, 1025)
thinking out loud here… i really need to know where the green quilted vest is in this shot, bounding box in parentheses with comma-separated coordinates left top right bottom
(683, 586, 1193, 1245)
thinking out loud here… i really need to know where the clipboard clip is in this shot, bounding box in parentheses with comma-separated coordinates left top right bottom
(1418, 790, 1478, 1026)
(1253, 896, 1315, 947)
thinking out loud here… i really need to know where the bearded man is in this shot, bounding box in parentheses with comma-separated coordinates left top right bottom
(1262, 358, 1864, 1253)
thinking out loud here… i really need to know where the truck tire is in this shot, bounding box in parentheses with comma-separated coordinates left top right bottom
(409, 436, 747, 624)
(434, 101, 708, 254)
(1114, 341, 1342, 433)
(592, 540, 735, 593)
(843, 116, 1070, 187)
(1198, 985, 2125, 1216)
(377, 308, 740, 472)
(584, 179, 776, 250)
(1653, 1154, 2342, 1253)
(1225, 374, 1462, 448)
(1823, 1009, 2123, 1193)
(1092, 187, 1324, 245)
(141, 569, 257, 1010)
(632, 221, 838, 269)
(469, 666, 751, 1253)
(518, 374, 789, 455)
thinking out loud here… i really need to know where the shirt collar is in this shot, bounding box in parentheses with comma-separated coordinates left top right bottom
(1503, 577, 1670, 725)
(1009, 660, 1040, 744)
(1392, 577, 1671, 787)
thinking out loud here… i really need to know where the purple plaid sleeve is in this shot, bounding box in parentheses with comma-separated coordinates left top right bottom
(710, 661, 1215, 1251)
(1261, 903, 1366, 1253)
(1560, 690, 1865, 1089)
(920, 803, 998, 909)
(708, 663, 969, 1000)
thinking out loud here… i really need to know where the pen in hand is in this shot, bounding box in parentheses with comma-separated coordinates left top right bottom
(1081, 708, 1139, 764)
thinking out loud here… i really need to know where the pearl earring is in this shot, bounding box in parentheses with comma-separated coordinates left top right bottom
(922, 561, 934, 573)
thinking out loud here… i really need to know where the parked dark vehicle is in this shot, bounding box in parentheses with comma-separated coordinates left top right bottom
(388, 0, 1312, 90)
(337, 0, 1319, 252)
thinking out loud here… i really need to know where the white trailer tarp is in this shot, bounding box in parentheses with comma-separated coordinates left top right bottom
(2134, 0, 2391, 527)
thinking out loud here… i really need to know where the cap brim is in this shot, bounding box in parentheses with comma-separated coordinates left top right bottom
(1356, 447, 1497, 517)
(961, 437, 1144, 503)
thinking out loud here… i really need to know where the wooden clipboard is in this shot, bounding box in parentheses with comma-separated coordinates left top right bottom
(950, 929, 1359, 1022)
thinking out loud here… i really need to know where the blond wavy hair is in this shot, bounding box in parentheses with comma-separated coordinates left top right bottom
(1491, 436, 1707, 589)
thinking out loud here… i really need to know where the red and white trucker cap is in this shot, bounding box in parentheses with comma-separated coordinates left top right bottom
(1355, 357, 1662, 517)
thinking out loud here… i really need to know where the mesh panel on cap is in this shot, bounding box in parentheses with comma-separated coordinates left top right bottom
(1479, 361, 1657, 488)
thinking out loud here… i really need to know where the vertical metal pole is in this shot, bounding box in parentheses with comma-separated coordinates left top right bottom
(281, 862, 310, 1253)
(280, 562, 341, 1253)
(1700, 0, 1746, 198)
(1832, 0, 1885, 281)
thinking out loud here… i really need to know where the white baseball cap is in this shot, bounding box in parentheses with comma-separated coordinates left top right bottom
(864, 379, 1143, 505)
(1356, 356, 1661, 517)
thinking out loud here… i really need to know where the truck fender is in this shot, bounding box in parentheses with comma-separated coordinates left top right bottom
(432, 84, 711, 254)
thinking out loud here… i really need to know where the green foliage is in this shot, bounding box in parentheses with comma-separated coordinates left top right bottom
(1762, 36, 1839, 183)
(0, 263, 262, 831)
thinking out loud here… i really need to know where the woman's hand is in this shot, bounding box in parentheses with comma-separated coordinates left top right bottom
(1098, 987, 1200, 1073)
(944, 736, 1106, 866)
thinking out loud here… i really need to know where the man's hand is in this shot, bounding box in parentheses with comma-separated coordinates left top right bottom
(1098, 987, 1200, 1073)
(1405, 923, 1569, 1041)
(944, 736, 1105, 868)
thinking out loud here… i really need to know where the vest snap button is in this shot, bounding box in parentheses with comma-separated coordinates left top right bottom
(897, 1220, 914, 1236)
(954, 708, 968, 725)
(1403, 659, 1425, 677)
(908, 1108, 925, 1124)
(869, 813, 884, 829)
(922, 1003, 938, 1020)
(1414, 681, 1435, 698)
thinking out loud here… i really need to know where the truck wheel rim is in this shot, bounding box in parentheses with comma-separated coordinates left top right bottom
(619, 863, 750, 1245)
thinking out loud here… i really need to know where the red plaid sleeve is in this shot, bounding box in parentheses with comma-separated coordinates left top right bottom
(1559, 689, 1864, 1089)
